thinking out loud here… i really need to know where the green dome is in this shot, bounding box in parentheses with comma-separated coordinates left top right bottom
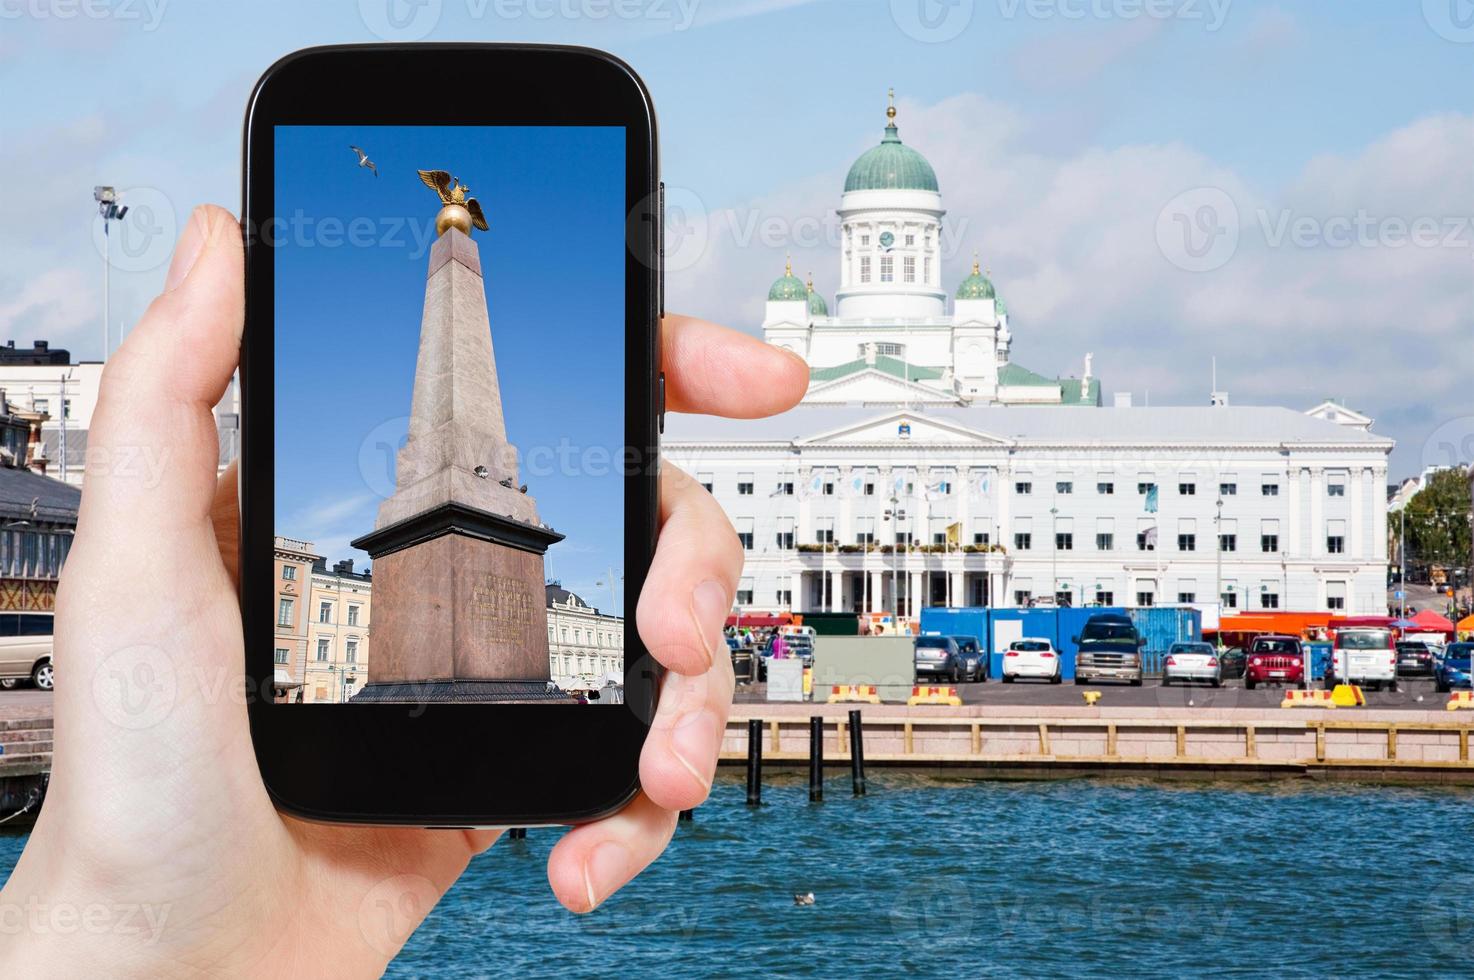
(844, 122, 939, 193)
(768, 263, 808, 301)
(807, 280, 828, 316)
(955, 261, 995, 300)
(996, 296, 1008, 317)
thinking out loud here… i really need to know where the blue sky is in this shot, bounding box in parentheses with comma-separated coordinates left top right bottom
(2, 1, 1471, 559)
(274, 125, 625, 604)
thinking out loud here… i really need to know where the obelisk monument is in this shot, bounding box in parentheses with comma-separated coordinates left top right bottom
(351, 169, 567, 702)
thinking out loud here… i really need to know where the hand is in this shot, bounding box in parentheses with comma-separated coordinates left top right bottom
(0, 205, 807, 975)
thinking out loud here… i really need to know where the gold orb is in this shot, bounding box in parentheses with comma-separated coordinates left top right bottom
(436, 203, 472, 237)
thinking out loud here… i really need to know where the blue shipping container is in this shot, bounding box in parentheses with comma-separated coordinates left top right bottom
(1129, 607, 1203, 675)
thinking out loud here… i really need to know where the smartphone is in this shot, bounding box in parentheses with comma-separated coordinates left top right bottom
(241, 44, 662, 826)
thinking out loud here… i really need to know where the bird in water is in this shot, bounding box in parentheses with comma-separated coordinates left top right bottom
(349, 145, 378, 177)
(793, 892, 816, 907)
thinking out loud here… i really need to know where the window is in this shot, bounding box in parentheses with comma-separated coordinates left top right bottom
(1137, 531, 1155, 551)
(777, 589, 792, 607)
(1056, 481, 1074, 495)
(860, 234, 870, 246)
(822, 481, 835, 496)
(1055, 533, 1074, 551)
(815, 524, 835, 545)
(1137, 482, 1157, 495)
(859, 256, 871, 283)
(737, 531, 754, 550)
(775, 527, 795, 550)
(1261, 591, 1280, 610)
(1327, 480, 1346, 497)
(274, 648, 289, 665)
(923, 256, 931, 283)
(895, 532, 913, 546)
(903, 256, 916, 283)
(1014, 533, 1032, 550)
(1327, 581, 1346, 612)
(698, 471, 713, 493)
(1137, 592, 1155, 607)
(1327, 535, 1345, 554)
(33, 398, 48, 414)
(1219, 534, 1237, 552)
(347, 605, 360, 627)
(1097, 482, 1114, 495)
(1095, 591, 1114, 606)
(1261, 534, 1279, 553)
(1179, 482, 1196, 496)
(736, 587, 754, 605)
(973, 533, 990, 546)
(1014, 590, 1032, 605)
(281, 565, 296, 581)
(856, 517, 876, 546)
(737, 482, 754, 496)
(1015, 481, 1032, 495)
(863, 481, 876, 496)
(904, 233, 915, 246)
(1221, 591, 1238, 609)
(1261, 483, 1279, 496)
(879, 256, 894, 282)
(1178, 534, 1196, 552)
(277, 598, 294, 627)
(1219, 482, 1237, 496)
(933, 532, 947, 546)
(311, 637, 327, 662)
(1096, 533, 1114, 551)
(777, 481, 794, 496)
(318, 601, 332, 624)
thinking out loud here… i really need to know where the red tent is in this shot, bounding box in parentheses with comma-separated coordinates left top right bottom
(1409, 609, 1455, 636)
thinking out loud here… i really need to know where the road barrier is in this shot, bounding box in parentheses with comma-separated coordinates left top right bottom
(1329, 684, 1366, 707)
(1448, 692, 1474, 712)
(907, 686, 962, 706)
(1282, 690, 1337, 709)
(827, 685, 881, 704)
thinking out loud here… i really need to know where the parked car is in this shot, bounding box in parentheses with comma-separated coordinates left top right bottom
(1001, 638, 1061, 684)
(1327, 627, 1398, 691)
(1072, 613, 1143, 686)
(1162, 641, 1222, 687)
(1434, 642, 1472, 693)
(1243, 634, 1304, 690)
(764, 631, 814, 669)
(1395, 641, 1437, 678)
(951, 636, 987, 682)
(1217, 646, 1247, 680)
(914, 635, 963, 683)
(0, 612, 54, 691)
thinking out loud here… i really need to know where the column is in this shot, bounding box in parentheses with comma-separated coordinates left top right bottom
(1349, 465, 1364, 559)
(1308, 466, 1324, 559)
(909, 571, 923, 618)
(829, 570, 842, 613)
(869, 570, 884, 613)
(949, 570, 965, 608)
(790, 571, 805, 614)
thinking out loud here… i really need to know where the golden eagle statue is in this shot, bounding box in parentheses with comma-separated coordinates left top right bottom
(417, 169, 489, 236)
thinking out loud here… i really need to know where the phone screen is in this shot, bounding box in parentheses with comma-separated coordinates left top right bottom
(271, 125, 627, 707)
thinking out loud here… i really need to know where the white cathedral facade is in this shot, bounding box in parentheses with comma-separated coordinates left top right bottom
(664, 99, 1393, 620)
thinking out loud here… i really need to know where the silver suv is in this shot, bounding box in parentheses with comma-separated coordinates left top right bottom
(0, 612, 54, 691)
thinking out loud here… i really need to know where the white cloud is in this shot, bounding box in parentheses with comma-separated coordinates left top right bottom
(667, 92, 1474, 478)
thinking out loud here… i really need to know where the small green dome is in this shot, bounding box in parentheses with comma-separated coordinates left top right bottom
(768, 259, 808, 301)
(844, 97, 939, 193)
(955, 260, 995, 300)
(806, 277, 828, 316)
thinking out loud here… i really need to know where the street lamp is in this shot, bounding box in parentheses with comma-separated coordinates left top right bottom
(94, 186, 129, 361)
(1049, 502, 1059, 606)
(1214, 494, 1224, 617)
(884, 496, 906, 623)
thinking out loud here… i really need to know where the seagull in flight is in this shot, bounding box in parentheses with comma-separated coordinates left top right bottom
(349, 145, 378, 177)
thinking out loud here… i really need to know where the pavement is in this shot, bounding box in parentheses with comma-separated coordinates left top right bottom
(0, 689, 53, 721)
(736, 675, 1457, 712)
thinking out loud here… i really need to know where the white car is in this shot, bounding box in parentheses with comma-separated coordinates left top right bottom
(1001, 638, 1061, 684)
(1328, 627, 1398, 691)
(1162, 641, 1222, 687)
(0, 612, 55, 691)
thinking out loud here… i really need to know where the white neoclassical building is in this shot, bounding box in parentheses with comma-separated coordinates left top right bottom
(545, 584, 624, 691)
(664, 99, 1394, 620)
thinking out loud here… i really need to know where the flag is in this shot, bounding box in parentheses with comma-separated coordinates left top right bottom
(975, 472, 990, 497)
(946, 522, 961, 549)
(1143, 526, 1158, 550)
(851, 472, 864, 497)
(1144, 485, 1159, 513)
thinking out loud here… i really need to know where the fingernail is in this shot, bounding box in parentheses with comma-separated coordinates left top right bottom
(689, 580, 727, 668)
(582, 840, 630, 911)
(671, 707, 718, 791)
(165, 206, 210, 292)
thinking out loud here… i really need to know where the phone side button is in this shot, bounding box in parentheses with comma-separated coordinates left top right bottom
(657, 371, 666, 434)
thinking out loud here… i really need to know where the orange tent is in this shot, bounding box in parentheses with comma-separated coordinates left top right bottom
(1213, 612, 1332, 636)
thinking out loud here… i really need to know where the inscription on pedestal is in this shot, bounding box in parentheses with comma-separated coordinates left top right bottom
(470, 573, 535, 644)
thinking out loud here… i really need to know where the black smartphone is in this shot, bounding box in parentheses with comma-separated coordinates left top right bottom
(240, 44, 662, 826)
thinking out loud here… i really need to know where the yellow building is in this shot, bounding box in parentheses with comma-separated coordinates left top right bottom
(272, 536, 321, 702)
(303, 558, 372, 703)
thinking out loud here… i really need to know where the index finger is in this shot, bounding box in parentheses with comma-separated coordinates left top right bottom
(663, 314, 808, 417)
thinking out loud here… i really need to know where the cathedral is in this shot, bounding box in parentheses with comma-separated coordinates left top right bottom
(762, 95, 1098, 409)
